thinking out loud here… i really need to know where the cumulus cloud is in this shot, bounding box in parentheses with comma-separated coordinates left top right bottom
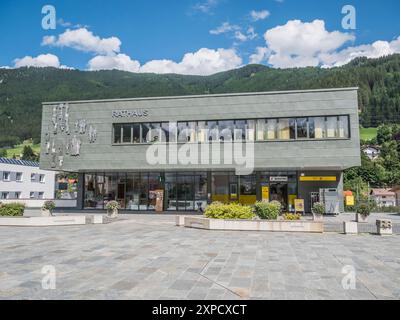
(193, 0, 219, 14)
(250, 10, 270, 21)
(42, 28, 121, 55)
(210, 22, 240, 35)
(88, 54, 140, 73)
(261, 19, 355, 68)
(320, 37, 400, 67)
(13, 54, 70, 69)
(249, 47, 271, 64)
(89, 48, 242, 76)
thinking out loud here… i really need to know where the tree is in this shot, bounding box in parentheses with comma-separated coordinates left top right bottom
(0, 148, 7, 157)
(21, 145, 38, 161)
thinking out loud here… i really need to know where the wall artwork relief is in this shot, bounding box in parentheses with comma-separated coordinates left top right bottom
(46, 103, 97, 168)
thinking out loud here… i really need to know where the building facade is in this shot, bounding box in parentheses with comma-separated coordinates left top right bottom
(0, 158, 56, 205)
(39, 88, 361, 213)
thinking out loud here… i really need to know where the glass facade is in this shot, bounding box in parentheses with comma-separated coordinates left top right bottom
(83, 171, 301, 212)
(112, 115, 350, 144)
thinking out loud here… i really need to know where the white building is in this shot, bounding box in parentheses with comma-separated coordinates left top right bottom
(0, 157, 56, 207)
(370, 188, 397, 207)
(362, 146, 380, 161)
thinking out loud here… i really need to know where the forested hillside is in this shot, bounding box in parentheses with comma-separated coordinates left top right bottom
(1, 54, 400, 147)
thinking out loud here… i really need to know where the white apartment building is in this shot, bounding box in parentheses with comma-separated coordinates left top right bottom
(0, 157, 56, 206)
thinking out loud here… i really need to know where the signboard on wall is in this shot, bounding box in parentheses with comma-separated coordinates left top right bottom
(270, 176, 288, 183)
(299, 176, 337, 182)
(261, 186, 269, 201)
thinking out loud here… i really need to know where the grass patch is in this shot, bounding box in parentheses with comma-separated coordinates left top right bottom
(5, 142, 40, 158)
(360, 127, 377, 141)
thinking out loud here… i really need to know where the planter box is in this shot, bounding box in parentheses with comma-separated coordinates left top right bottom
(183, 216, 323, 233)
(0, 216, 86, 227)
(175, 215, 186, 226)
(344, 221, 358, 234)
(86, 215, 104, 224)
(376, 219, 392, 235)
(356, 213, 369, 223)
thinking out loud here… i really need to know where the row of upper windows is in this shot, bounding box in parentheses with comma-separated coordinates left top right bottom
(0, 192, 45, 200)
(1, 172, 45, 183)
(113, 116, 350, 144)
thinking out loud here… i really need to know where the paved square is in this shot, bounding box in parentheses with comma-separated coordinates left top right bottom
(0, 214, 399, 300)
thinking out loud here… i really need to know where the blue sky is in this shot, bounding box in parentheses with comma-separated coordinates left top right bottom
(0, 0, 399, 74)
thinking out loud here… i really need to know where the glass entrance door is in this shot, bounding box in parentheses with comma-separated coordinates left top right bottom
(269, 183, 288, 210)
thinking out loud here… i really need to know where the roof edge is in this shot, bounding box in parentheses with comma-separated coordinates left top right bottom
(42, 87, 359, 105)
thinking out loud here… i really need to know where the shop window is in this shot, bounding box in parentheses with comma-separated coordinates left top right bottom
(266, 119, 277, 140)
(312, 117, 326, 139)
(277, 119, 295, 140)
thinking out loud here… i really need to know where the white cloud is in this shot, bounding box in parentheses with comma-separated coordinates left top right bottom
(89, 48, 242, 76)
(42, 28, 121, 55)
(193, 0, 219, 14)
(210, 22, 240, 35)
(249, 47, 271, 64)
(88, 54, 140, 73)
(250, 10, 270, 21)
(263, 19, 355, 68)
(13, 54, 70, 69)
(320, 37, 400, 68)
(234, 27, 257, 42)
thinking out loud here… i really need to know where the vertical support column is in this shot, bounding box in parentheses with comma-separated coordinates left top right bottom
(77, 172, 84, 210)
(256, 171, 261, 201)
(207, 171, 212, 204)
(338, 171, 344, 213)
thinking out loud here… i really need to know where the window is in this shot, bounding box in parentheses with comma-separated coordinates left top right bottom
(122, 124, 132, 143)
(38, 192, 44, 199)
(133, 124, 141, 143)
(326, 116, 338, 138)
(1, 192, 9, 199)
(31, 173, 36, 182)
(277, 119, 295, 140)
(3, 172, 10, 181)
(16, 172, 23, 182)
(15, 192, 21, 199)
(338, 116, 349, 138)
(39, 174, 45, 183)
(114, 124, 122, 143)
(296, 118, 308, 139)
(30, 192, 35, 199)
(112, 115, 350, 145)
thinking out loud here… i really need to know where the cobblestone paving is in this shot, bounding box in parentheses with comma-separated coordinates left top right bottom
(0, 215, 399, 300)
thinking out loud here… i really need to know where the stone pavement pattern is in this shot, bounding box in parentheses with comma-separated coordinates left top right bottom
(0, 214, 399, 300)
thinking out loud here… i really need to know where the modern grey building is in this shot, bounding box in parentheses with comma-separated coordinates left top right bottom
(39, 88, 361, 213)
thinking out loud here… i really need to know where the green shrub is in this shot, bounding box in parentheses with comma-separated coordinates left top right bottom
(42, 200, 55, 212)
(253, 201, 281, 220)
(356, 202, 372, 217)
(0, 203, 25, 216)
(105, 200, 120, 211)
(312, 202, 325, 215)
(205, 202, 255, 220)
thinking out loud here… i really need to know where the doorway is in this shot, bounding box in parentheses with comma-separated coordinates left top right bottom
(269, 183, 288, 210)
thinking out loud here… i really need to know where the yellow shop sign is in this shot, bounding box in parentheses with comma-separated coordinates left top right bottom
(300, 176, 337, 182)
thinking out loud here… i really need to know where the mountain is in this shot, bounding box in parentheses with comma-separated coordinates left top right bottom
(1, 54, 400, 147)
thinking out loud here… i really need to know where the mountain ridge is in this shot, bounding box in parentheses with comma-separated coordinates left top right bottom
(1, 54, 400, 146)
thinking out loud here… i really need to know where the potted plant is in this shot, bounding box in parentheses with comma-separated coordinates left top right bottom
(312, 202, 325, 221)
(355, 202, 371, 223)
(42, 200, 56, 217)
(106, 200, 120, 218)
